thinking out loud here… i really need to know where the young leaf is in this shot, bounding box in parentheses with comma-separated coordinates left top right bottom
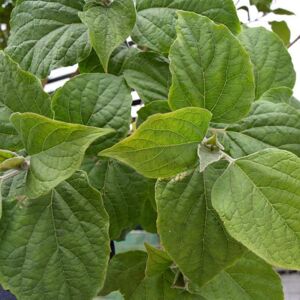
(100, 107, 212, 178)
(221, 101, 300, 157)
(123, 52, 171, 103)
(100, 251, 148, 298)
(52, 73, 132, 154)
(82, 157, 157, 239)
(137, 100, 171, 127)
(79, 0, 136, 72)
(6, 0, 91, 78)
(168, 12, 255, 123)
(212, 149, 300, 269)
(0, 51, 52, 150)
(0, 157, 25, 172)
(192, 252, 283, 300)
(131, 0, 241, 53)
(269, 21, 291, 46)
(10, 112, 114, 199)
(239, 27, 296, 99)
(0, 171, 110, 300)
(0, 150, 16, 163)
(145, 243, 172, 277)
(156, 162, 245, 287)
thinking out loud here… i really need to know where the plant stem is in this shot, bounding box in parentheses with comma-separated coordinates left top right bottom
(289, 35, 300, 48)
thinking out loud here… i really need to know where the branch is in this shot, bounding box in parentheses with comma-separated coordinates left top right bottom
(289, 35, 300, 48)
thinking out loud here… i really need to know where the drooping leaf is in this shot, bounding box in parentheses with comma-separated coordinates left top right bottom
(79, 0, 136, 72)
(131, 0, 241, 53)
(269, 21, 290, 46)
(100, 107, 212, 178)
(0, 171, 110, 300)
(145, 243, 172, 277)
(168, 12, 255, 123)
(123, 52, 171, 103)
(6, 0, 91, 78)
(156, 162, 245, 287)
(239, 27, 296, 99)
(82, 157, 157, 239)
(192, 252, 283, 300)
(137, 100, 171, 127)
(10, 112, 114, 199)
(0, 51, 52, 150)
(212, 149, 300, 269)
(52, 73, 132, 154)
(79, 45, 139, 75)
(100, 251, 148, 298)
(221, 101, 300, 158)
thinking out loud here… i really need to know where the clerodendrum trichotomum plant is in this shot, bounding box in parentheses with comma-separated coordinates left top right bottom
(0, 0, 299, 299)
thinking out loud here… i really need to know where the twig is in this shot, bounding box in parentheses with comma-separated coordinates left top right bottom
(289, 35, 300, 48)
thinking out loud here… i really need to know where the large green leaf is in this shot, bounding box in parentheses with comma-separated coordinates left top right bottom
(156, 162, 245, 287)
(100, 251, 148, 298)
(0, 171, 110, 300)
(193, 252, 283, 300)
(123, 52, 171, 104)
(0, 51, 51, 150)
(82, 157, 157, 239)
(10, 112, 114, 199)
(131, 0, 241, 53)
(212, 149, 300, 269)
(221, 101, 300, 158)
(239, 27, 296, 99)
(168, 12, 254, 123)
(100, 107, 212, 178)
(6, 0, 90, 78)
(79, 0, 136, 72)
(52, 73, 132, 154)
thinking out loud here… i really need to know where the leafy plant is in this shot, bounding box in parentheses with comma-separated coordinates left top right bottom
(0, 0, 299, 299)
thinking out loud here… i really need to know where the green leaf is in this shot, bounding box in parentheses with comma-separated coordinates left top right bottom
(100, 107, 212, 178)
(145, 243, 172, 277)
(82, 157, 157, 239)
(0, 171, 110, 300)
(221, 101, 300, 157)
(168, 12, 255, 124)
(258, 87, 293, 105)
(156, 162, 245, 287)
(239, 27, 296, 99)
(79, 45, 139, 75)
(137, 100, 171, 127)
(100, 251, 148, 298)
(95, 291, 124, 300)
(212, 149, 300, 269)
(52, 73, 132, 154)
(10, 112, 114, 199)
(123, 52, 171, 104)
(269, 21, 291, 46)
(6, 0, 90, 78)
(131, 0, 241, 53)
(79, 0, 136, 72)
(193, 252, 283, 300)
(272, 8, 294, 15)
(0, 149, 16, 163)
(0, 156, 25, 172)
(0, 51, 52, 150)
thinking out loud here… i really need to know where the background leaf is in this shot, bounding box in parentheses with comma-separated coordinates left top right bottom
(269, 21, 291, 46)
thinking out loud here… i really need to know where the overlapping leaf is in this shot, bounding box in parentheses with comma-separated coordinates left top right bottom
(52, 73, 132, 154)
(132, 0, 241, 53)
(169, 12, 255, 123)
(100, 107, 212, 178)
(212, 149, 300, 269)
(221, 101, 300, 157)
(239, 27, 296, 99)
(0, 171, 110, 300)
(10, 112, 114, 199)
(82, 157, 157, 239)
(0, 51, 51, 150)
(6, 0, 91, 78)
(79, 0, 136, 72)
(156, 162, 245, 287)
